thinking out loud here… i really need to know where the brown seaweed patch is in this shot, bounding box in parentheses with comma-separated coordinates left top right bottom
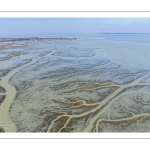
(43, 112, 65, 128)
(103, 116, 143, 125)
(0, 127, 5, 132)
(0, 86, 6, 93)
(64, 84, 114, 94)
(53, 99, 83, 107)
(0, 95, 6, 105)
(52, 99, 75, 108)
(0, 51, 28, 61)
(98, 86, 119, 103)
(0, 59, 31, 78)
(66, 97, 78, 102)
(44, 116, 57, 126)
(129, 116, 144, 124)
(60, 128, 70, 132)
(73, 101, 83, 107)
(137, 109, 142, 114)
(67, 104, 98, 115)
(53, 81, 77, 90)
(90, 103, 108, 119)
(145, 116, 150, 120)
(66, 112, 93, 131)
(51, 116, 69, 132)
(0, 69, 11, 78)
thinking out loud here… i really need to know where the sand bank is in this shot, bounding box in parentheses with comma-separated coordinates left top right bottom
(0, 41, 13, 47)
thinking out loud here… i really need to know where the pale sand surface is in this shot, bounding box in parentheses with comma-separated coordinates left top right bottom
(0, 41, 13, 47)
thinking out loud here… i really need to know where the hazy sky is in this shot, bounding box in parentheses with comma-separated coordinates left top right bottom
(0, 18, 150, 37)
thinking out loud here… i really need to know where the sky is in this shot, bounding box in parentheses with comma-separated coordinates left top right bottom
(0, 18, 150, 37)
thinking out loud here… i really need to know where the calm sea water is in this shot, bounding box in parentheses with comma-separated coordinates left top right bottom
(1, 33, 150, 42)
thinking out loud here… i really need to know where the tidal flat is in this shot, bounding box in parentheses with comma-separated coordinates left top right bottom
(1, 35, 150, 132)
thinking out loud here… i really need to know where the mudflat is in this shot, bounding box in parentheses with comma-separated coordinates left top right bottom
(0, 37, 150, 132)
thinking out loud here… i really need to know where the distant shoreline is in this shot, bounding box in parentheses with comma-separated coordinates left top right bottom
(0, 37, 77, 42)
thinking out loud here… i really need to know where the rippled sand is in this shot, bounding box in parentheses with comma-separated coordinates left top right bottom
(1, 37, 150, 132)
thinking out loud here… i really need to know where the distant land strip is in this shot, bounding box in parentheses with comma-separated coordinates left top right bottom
(0, 37, 77, 42)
